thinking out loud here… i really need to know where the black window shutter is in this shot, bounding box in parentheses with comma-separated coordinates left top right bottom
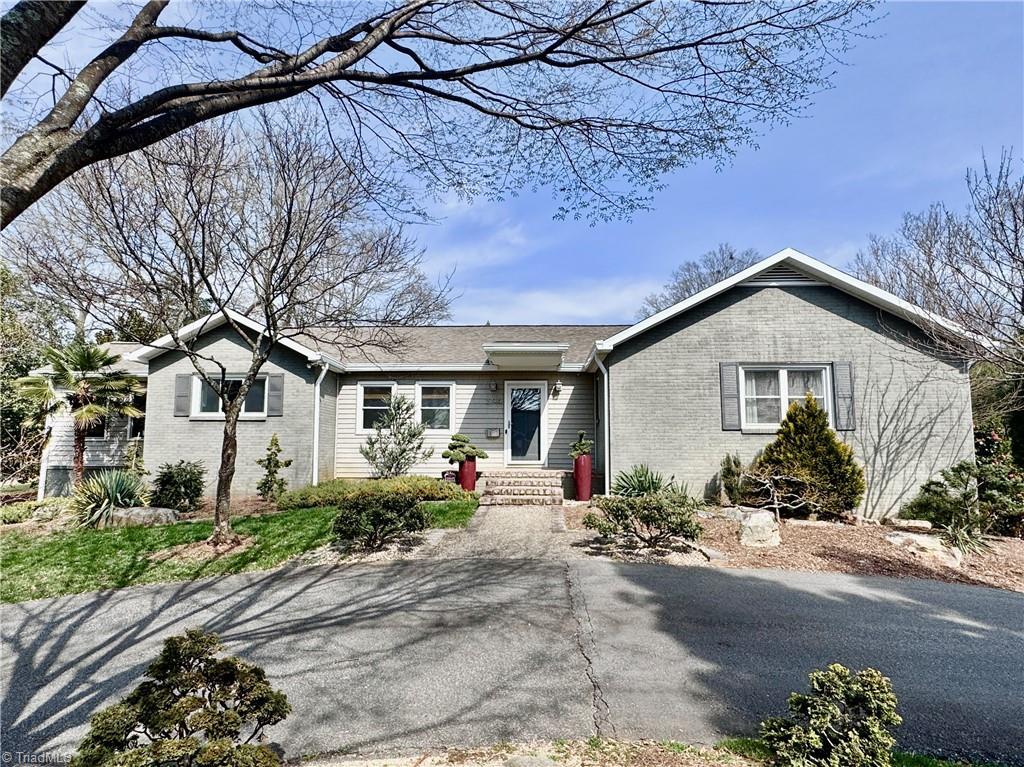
(174, 374, 192, 417)
(267, 374, 285, 416)
(720, 363, 741, 431)
(832, 361, 856, 431)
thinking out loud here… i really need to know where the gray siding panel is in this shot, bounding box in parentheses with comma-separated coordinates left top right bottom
(334, 372, 594, 477)
(144, 325, 320, 496)
(606, 285, 974, 519)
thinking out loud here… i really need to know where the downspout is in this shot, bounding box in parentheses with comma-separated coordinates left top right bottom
(311, 356, 329, 486)
(595, 355, 611, 495)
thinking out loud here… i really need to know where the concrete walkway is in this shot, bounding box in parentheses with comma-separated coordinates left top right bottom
(427, 504, 590, 559)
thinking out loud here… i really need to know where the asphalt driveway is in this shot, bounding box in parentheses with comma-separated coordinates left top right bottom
(2, 557, 1022, 765)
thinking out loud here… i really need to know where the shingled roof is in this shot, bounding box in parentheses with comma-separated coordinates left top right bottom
(306, 324, 628, 367)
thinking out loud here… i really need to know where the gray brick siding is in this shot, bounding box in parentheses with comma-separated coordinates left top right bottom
(605, 286, 974, 518)
(145, 326, 331, 496)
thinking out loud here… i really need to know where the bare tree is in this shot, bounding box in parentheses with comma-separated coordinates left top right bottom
(853, 153, 1024, 383)
(11, 111, 449, 543)
(0, 1, 874, 228)
(639, 243, 760, 318)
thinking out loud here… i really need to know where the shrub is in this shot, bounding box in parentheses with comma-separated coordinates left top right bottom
(123, 440, 147, 478)
(278, 476, 471, 511)
(71, 470, 151, 527)
(71, 628, 290, 767)
(718, 453, 747, 506)
(151, 460, 206, 513)
(442, 433, 488, 464)
(256, 434, 293, 501)
(612, 464, 677, 497)
(583, 492, 703, 546)
(570, 430, 593, 458)
(360, 395, 434, 478)
(901, 459, 1024, 546)
(756, 395, 865, 517)
(1, 501, 34, 524)
(761, 664, 901, 767)
(332, 483, 433, 549)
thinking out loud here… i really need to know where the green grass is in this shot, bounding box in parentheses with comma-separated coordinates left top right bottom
(715, 738, 1005, 766)
(0, 506, 336, 603)
(422, 497, 479, 528)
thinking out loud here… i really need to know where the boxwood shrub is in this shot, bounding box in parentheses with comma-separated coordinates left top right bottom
(332, 484, 434, 550)
(278, 475, 470, 510)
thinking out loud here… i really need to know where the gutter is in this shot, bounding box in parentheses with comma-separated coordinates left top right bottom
(310, 356, 330, 486)
(594, 354, 611, 495)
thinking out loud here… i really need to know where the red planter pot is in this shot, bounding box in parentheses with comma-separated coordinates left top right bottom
(458, 457, 477, 492)
(574, 454, 592, 501)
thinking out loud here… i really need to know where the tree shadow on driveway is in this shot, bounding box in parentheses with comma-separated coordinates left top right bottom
(2, 558, 592, 758)
(577, 561, 1024, 766)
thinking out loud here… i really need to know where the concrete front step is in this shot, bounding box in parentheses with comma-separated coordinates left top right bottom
(483, 470, 566, 479)
(486, 486, 562, 497)
(479, 495, 563, 506)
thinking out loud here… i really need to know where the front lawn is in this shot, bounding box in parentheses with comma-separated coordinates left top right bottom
(423, 498, 479, 528)
(0, 507, 336, 603)
(1, 496, 480, 603)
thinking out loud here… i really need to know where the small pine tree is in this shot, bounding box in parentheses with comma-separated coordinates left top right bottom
(360, 395, 434, 478)
(441, 433, 488, 464)
(123, 440, 147, 478)
(757, 394, 866, 517)
(256, 434, 293, 501)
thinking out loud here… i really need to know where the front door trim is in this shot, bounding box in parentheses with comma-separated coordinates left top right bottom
(504, 380, 547, 467)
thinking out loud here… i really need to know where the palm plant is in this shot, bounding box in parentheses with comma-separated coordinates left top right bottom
(17, 343, 144, 487)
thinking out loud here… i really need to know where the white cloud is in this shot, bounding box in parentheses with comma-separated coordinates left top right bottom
(420, 221, 532, 276)
(451, 277, 660, 325)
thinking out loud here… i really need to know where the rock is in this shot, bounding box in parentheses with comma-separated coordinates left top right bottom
(695, 544, 728, 561)
(107, 507, 179, 528)
(786, 518, 835, 528)
(739, 510, 780, 547)
(883, 517, 932, 531)
(885, 531, 961, 568)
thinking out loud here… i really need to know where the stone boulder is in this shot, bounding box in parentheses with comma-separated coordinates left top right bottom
(885, 531, 961, 569)
(883, 517, 933, 531)
(739, 509, 780, 547)
(107, 507, 179, 528)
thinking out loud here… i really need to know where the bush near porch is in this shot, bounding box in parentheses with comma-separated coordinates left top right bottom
(278, 476, 473, 510)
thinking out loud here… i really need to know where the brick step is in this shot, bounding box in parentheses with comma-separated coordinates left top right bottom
(485, 486, 562, 496)
(480, 495, 563, 506)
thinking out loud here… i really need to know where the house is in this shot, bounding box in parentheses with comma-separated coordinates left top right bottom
(37, 249, 975, 518)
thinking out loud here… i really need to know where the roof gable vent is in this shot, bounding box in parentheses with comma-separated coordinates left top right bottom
(741, 262, 825, 287)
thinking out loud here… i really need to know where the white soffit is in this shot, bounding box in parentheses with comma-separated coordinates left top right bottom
(482, 342, 570, 370)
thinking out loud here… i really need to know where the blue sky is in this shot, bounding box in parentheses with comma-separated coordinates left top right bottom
(415, 2, 1024, 325)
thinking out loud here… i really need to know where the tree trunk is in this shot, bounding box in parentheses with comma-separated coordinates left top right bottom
(72, 427, 85, 486)
(210, 405, 241, 545)
(1, 1, 85, 98)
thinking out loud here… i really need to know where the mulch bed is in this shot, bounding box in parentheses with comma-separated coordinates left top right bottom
(176, 496, 278, 521)
(147, 535, 255, 563)
(563, 505, 1024, 592)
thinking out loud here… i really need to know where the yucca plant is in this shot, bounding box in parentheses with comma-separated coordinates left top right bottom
(72, 469, 151, 528)
(612, 464, 677, 496)
(17, 343, 144, 486)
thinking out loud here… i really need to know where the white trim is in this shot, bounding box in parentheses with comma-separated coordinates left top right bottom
(595, 355, 611, 495)
(128, 308, 344, 370)
(595, 248, 974, 354)
(342, 362, 587, 373)
(482, 342, 570, 354)
(503, 380, 548, 466)
(737, 364, 832, 432)
(311, 358, 329, 486)
(415, 381, 456, 432)
(190, 374, 269, 420)
(356, 380, 397, 434)
(36, 415, 52, 502)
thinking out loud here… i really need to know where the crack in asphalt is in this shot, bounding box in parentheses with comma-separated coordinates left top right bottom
(563, 560, 615, 739)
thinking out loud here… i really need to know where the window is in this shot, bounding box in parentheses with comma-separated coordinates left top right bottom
(129, 393, 146, 439)
(740, 366, 829, 429)
(417, 383, 454, 429)
(84, 418, 106, 439)
(193, 376, 267, 417)
(358, 382, 396, 430)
